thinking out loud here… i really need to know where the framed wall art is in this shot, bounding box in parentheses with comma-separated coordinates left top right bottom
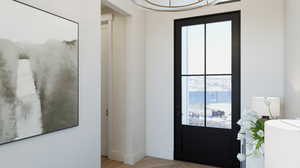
(0, 0, 79, 145)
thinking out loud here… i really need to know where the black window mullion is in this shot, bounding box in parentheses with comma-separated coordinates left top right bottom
(204, 23, 207, 127)
(181, 74, 232, 76)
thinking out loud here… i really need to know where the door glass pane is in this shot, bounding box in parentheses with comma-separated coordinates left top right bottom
(182, 76, 205, 126)
(206, 76, 232, 129)
(182, 25, 205, 75)
(206, 21, 232, 74)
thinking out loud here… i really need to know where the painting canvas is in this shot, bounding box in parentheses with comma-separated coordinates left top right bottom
(0, 1, 78, 145)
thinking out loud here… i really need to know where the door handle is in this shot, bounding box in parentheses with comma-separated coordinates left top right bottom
(106, 109, 109, 117)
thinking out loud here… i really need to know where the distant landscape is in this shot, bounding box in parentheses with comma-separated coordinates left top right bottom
(182, 76, 232, 129)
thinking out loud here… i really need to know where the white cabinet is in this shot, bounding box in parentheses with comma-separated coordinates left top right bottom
(265, 120, 300, 168)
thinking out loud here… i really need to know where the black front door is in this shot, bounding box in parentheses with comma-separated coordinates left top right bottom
(174, 11, 241, 168)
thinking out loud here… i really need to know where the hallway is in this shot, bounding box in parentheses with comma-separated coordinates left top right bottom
(101, 157, 218, 168)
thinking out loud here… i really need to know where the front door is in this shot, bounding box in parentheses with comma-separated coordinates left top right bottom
(174, 11, 241, 168)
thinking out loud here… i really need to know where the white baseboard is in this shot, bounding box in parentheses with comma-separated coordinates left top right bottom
(110, 150, 124, 162)
(124, 152, 145, 165)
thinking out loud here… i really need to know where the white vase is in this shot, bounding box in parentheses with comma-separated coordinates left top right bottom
(246, 156, 264, 168)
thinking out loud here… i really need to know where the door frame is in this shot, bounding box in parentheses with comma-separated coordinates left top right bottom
(174, 11, 241, 166)
(101, 13, 113, 158)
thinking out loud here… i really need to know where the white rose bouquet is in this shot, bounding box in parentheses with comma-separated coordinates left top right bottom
(236, 109, 270, 162)
(237, 98, 275, 162)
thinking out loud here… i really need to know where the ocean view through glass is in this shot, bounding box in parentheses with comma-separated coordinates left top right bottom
(181, 21, 232, 129)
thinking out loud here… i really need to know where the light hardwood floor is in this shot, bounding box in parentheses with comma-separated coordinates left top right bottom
(101, 157, 218, 168)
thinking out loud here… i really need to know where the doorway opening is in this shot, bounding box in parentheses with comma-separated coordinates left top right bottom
(101, 3, 127, 163)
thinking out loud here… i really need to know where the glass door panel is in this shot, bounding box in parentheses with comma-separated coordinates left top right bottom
(206, 21, 232, 75)
(181, 25, 205, 75)
(181, 21, 233, 129)
(182, 76, 205, 126)
(206, 76, 232, 129)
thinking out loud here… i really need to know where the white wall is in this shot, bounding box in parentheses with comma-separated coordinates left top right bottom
(285, 0, 300, 118)
(103, 0, 146, 164)
(145, 1, 285, 168)
(0, 0, 101, 168)
(242, 0, 284, 167)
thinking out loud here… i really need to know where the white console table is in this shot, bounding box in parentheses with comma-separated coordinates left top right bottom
(265, 120, 300, 168)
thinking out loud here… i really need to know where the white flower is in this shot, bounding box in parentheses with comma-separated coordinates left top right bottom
(243, 120, 253, 130)
(238, 127, 246, 134)
(237, 153, 246, 162)
(252, 139, 259, 145)
(244, 111, 259, 121)
(237, 119, 243, 126)
(257, 130, 264, 137)
(237, 108, 266, 159)
(237, 133, 245, 140)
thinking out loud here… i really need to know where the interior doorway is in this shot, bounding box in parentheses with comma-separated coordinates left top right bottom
(101, 3, 127, 163)
(101, 14, 112, 157)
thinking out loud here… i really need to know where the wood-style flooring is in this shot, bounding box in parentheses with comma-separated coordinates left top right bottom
(102, 156, 218, 168)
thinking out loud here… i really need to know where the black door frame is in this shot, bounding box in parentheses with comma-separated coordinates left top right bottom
(174, 11, 241, 167)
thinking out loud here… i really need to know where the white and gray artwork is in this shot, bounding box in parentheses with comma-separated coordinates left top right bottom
(0, 1, 78, 144)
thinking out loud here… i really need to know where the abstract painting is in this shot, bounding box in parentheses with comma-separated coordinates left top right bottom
(0, 1, 78, 145)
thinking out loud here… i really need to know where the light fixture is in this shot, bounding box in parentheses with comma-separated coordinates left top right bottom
(251, 97, 281, 118)
(131, 0, 223, 12)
